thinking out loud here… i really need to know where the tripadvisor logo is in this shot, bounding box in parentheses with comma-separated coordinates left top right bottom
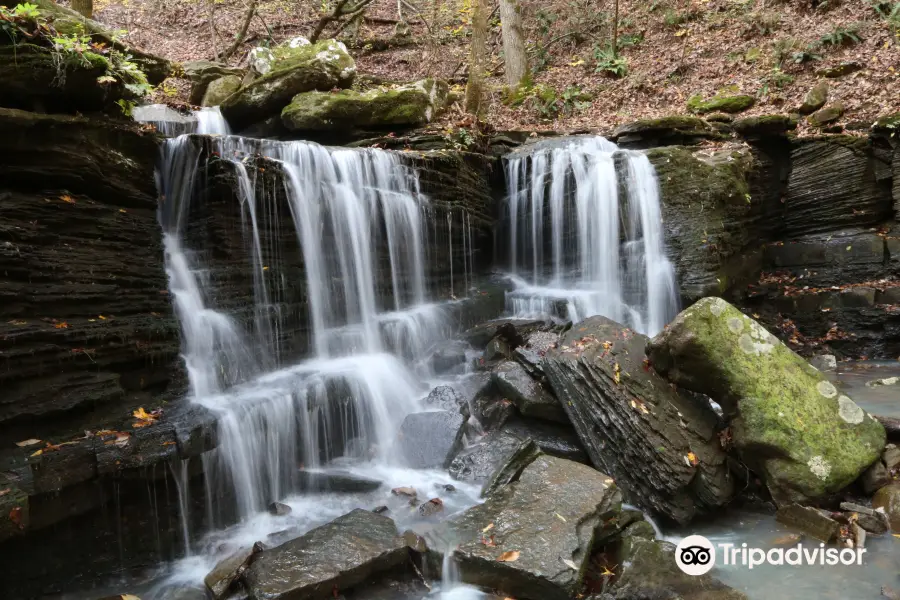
(675, 534, 867, 576)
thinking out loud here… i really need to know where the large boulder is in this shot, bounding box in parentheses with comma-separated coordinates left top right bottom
(396, 410, 465, 469)
(281, 79, 448, 131)
(221, 38, 355, 131)
(491, 360, 567, 423)
(427, 455, 622, 600)
(242, 509, 408, 600)
(648, 297, 886, 505)
(543, 315, 734, 524)
(202, 75, 243, 107)
(182, 60, 244, 105)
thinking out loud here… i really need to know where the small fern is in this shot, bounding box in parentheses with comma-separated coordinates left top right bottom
(819, 25, 862, 46)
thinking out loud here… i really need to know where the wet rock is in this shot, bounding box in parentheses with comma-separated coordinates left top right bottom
(221, 38, 355, 131)
(610, 521, 747, 600)
(205, 543, 262, 600)
(297, 469, 382, 493)
(807, 102, 844, 127)
(462, 319, 548, 349)
(872, 483, 900, 531)
(852, 521, 866, 548)
(501, 416, 587, 462)
(810, 354, 837, 372)
(611, 115, 721, 148)
(866, 376, 899, 388)
(480, 439, 541, 497)
(839, 502, 890, 535)
(132, 104, 198, 136)
(391, 487, 418, 499)
(154, 583, 209, 600)
(732, 114, 797, 138)
(402, 530, 428, 553)
(430, 341, 469, 374)
(484, 337, 512, 362)
(884, 444, 900, 472)
(417, 497, 444, 517)
(282, 79, 448, 131)
(427, 455, 621, 600)
(268, 502, 292, 516)
(799, 81, 828, 114)
(544, 315, 733, 524)
(859, 460, 891, 495)
(397, 411, 465, 469)
(491, 361, 567, 424)
(423, 385, 466, 415)
(243, 509, 408, 600)
(513, 330, 559, 378)
(372, 506, 389, 514)
(448, 429, 528, 484)
(775, 504, 840, 542)
(648, 297, 886, 506)
(202, 75, 242, 107)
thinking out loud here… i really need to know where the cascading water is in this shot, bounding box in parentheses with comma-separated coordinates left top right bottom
(156, 129, 461, 527)
(503, 136, 679, 335)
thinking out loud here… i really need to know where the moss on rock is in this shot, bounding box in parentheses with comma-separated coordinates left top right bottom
(807, 102, 845, 127)
(687, 93, 756, 114)
(732, 114, 797, 137)
(799, 81, 828, 115)
(202, 75, 242, 107)
(281, 79, 449, 131)
(648, 297, 886, 505)
(221, 39, 356, 130)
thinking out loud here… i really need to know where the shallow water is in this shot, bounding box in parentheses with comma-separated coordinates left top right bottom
(834, 360, 900, 418)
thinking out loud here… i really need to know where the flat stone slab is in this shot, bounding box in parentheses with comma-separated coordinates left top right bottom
(397, 411, 465, 469)
(492, 360, 567, 423)
(243, 509, 408, 600)
(775, 504, 840, 542)
(427, 455, 621, 600)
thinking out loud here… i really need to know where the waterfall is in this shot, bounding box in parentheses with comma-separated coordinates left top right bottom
(503, 136, 678, 336)
(157, 133, 453, 519)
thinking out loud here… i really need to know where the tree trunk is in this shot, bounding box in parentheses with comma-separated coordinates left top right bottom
(221, 0, 258, 60)
(612, 0, 619, 57)
(465, 0, 489, 115)
(71, 0, 93, 19)
(499, 0, 527, 88)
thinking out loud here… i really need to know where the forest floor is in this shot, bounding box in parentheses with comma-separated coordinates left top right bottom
(86, 0, 900, 134)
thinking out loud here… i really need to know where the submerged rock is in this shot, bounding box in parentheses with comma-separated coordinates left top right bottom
(610, 521, 747, 600)
(648, 297, 886, 505)
(430, 341, 469, 374)
(282, 79, 448, 131)
(268, 501, 292, 516)
(243, 509, 408, 600)
(872, 483, 900, 531)
(427, 455, 622, 600)
(491, 360, 567, 423)
(397, 410, 465, 469)
(543, 315, 733, 524)
(775, 504, 840, 542)
(297, 469, 382, 493)
(221, 38, 355, 131)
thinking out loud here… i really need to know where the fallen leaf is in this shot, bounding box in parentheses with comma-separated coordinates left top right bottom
(30, 449, 43, 457)
(562, 558, 578, 570)
(60, 195, 75, 204)
(161, 441, 176, 446)
(0, 489, 10, 497)
(555, 513, 567, 523)
(54, 322, 69, 329)
(99, 315, 107, 320)
(482, 523, 494, 533)
(120, 595, 142, 600)
(15, 439, 42, 447)
(9, 506, 23, 528)
(497, 550, 520, 562)
(119, 209, 127, 213)
(686, 451, 699, 466)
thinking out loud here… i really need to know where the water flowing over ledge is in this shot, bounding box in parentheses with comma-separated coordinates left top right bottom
(501, 136, 679, 336)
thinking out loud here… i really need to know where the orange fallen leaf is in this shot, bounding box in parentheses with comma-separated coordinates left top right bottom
(9, 506, 24, 528)
(686, 451, 699, 466)
(60, 195, 75, 204)
(161, 441, 176, 446)
(15, 439, 41, 447)
(54, 322, 69, 329)
(30, 449, 43, 457)
(497, 550, 520, 562)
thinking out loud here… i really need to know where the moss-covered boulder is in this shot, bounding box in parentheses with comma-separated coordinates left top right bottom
(648, 297, 886, 505)
(221, 38, 355, 131)
(807, 102, 844, 127)
(687, 93, 756, 114)
(611, 115, 722, 148)
(732, 114, 797, 138)
(202, 75, 242, 107)
(281, 79, 448, 131)
(183, 60, 244, 105)
(799, 81, 828, 115)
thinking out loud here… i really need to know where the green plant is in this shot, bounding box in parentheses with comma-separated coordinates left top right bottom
(819, 25, 862, 46)
(871, 0, 900, 28)
(559, 84, 592, 114)
(759, 66, 794, 96)
(743, 11, 781, 36)
(593, 45, 628, 77)
(791, 47, 822, 64)
(1, 3, 41, 42)
(619, 31, 644, 48)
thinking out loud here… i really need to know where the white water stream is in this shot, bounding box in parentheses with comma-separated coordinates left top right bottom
(503, 136, 679, 336)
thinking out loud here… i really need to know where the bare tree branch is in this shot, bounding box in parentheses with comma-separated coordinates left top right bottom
(310, 0, 376, 43)
(222, 0, 258, 60)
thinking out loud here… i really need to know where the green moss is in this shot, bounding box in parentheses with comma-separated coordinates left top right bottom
(873, 113, 900, 131)
(687, 93, 756, 114)
(281, 79, 449, 131)
(732, 114, 797, 136)
(649, 298, 885, 504)
(806, 101, 844, 127)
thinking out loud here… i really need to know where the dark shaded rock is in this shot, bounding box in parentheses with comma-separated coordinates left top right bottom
(373, 505, 389, 514)
(884, 444, 900, 471)
(0, 484, 29, 541)
(430, 342, 469, 374)
(243, 509, 408, 600)
(397, 411, 464, 469)
(462, 319, 548, 348)
(732, 114, 797, 138)
(423, 385, 466, 414)
(840, 502, 890, 535)
(448, 429, 527, 484)
(810, 354, 837, 372)
(501, 416, 587, 462)
(269, 502, 292, 516)
(817, 62, 864, 78)
(491, 361, 567, 423)
(513, 330, 560, 377)
(339, 566, 430, 600)
(776, 504, 841, 542)
(610, 521, 747, 600)
(543, 315, 733, 524)
(872, 483, 900, 531)
(484, 337, 512, 362)
(859, 460, 891, 495)
(611, 116, 721, 148)
(807, 102, 844, 127)
(876, 415, 900, 442)
(648, 298, 885, 506)
(799, 82, 828, 115)
(205, 543, 262, 600)
(297, 470, 382, 493)
(427, 456, 622, 600)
